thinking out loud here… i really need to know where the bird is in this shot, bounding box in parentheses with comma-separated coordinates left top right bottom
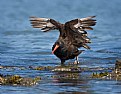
(30, 16, 96, 64)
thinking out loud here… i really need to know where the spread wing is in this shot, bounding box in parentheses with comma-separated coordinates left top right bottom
(65, 16, 96, 34)
(30, 16, 61, 32)
(65, 16, 96, 49)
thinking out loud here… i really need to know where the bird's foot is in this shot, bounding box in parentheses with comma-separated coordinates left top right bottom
(61, 63, 65, 66)
(61, 60, 65, 66)
(74, 60, 80, 65)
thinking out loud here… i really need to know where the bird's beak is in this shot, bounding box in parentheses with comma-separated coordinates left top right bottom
(52, 45, 59, 54)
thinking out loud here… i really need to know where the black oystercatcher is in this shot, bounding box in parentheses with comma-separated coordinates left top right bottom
(30, 16, 96, 64)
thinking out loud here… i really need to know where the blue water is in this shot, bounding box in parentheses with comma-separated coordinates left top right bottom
(0, 0, 121, 94)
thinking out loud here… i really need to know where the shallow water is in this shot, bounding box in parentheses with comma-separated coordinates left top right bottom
(0, 0, 121, 94)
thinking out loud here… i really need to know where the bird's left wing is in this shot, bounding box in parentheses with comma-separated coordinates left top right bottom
(65, 16, 96, 34)
(30, 16, 61, 32)
(65, 16, 96, 49)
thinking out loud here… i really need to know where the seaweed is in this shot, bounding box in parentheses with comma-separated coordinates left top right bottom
(0, 74, 41, 86)
(91, 59, 121, 79)
(91, 72, 108, 78)
(1, 59, 121, 86)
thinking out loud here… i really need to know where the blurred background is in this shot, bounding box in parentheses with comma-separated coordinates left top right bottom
(0, 0, 121, 94)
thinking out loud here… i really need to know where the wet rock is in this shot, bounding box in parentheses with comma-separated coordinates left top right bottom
(91, 59, 121, 80)
(91, 72, 108, 78)
(31, 66, 53, 71)
(0, 77, 4, 84)
(52, 65, 82, 72)
(115, 59, 121, 70)
(0, 74, 41, 86)
(52, 72, 80, 80)
(0, 65, 26, 70)
(0, 66, 4, 69)
(106, 60, 121, 80)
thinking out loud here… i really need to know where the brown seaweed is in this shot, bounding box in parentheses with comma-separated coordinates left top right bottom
(0, 74, 41, 86)
(1, 59, 121, 86)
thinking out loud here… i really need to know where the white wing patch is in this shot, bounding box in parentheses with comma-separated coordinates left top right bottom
(30, 17, 57, 32)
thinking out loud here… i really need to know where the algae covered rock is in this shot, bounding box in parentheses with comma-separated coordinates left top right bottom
(91, 72, 108, 78)
(52, 65, 81, 72)
(0, 74, 41, 86)
(91, 59, 121, 80)
(29, 66, 53, 71)
(1, 59, 121, 86)
(115, 59, 121, 70)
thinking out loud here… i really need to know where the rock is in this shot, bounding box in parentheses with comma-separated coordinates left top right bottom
(52, 65, 82, 72)
(30, 66, 53, 71)
(91, 72, 108, 78)
(115, 59, 121, 70)
(0, 74, 41, 86)
(91, 59, 121, 80)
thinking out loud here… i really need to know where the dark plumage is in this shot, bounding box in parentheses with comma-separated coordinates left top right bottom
(30, 16, 96, 64)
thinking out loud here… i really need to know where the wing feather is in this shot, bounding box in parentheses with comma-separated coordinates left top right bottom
(66, 16, 96, 34)
(30, 16, 60, 32)
(65, 16, 96, 49)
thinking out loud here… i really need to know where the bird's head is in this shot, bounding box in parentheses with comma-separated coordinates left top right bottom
(52, 41, 63, 54)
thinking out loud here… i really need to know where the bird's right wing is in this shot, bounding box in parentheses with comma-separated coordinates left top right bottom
(30, 16, 61, 32)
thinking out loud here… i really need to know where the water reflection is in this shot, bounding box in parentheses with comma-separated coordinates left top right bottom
(51, 64, 91, 93)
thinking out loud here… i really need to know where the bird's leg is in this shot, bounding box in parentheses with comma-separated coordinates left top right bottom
(61, 60, 65, 66)
(74, 56, 80, 64)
